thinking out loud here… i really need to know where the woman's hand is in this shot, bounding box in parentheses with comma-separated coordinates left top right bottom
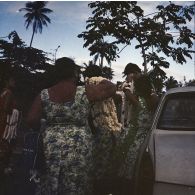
(121, 82, 131, 92)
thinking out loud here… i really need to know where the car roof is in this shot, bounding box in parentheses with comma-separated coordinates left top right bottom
(165, 86, 195, 95)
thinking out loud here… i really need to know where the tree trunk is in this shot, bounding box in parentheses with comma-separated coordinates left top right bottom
(30, 29, 35, 47)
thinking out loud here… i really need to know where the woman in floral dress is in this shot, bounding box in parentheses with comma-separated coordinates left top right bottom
(115, 64, 158, 194)
(26, 57, 116, 195)
(83, 65, 122, 194)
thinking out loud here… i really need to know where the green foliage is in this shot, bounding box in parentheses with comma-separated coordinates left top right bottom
(0, 31, 55, 114)
(79, 1, 195, 91)
(164, 76, 179, 91)
(102, 66, 114, 80)
(148, 66, 167, 95)
(8, 31, 24, 46)
(83, 60, 114, 80)
(0, 31, 51, 70)
(146, 52, 170, 68)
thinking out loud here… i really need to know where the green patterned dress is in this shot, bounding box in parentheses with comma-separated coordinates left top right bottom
(39, 86, 93, 195)
(116, 97, 153, 179)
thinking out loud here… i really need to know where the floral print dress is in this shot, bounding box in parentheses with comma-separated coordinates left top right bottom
(117, 97, 153, 179)
(39, 86, 93, 195)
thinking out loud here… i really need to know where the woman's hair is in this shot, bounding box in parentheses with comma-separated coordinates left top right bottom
(134, 75, 152, 98)
(54, 57, 80, 80)
(123, 63, 141, 77)
(83, 65, 102, 78)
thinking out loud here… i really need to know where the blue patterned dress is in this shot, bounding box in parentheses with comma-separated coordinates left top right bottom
(38, 86, 93, 195)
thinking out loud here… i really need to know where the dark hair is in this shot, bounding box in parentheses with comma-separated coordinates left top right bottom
(134, 75, 152, 98)
(123, 63, 141, 77)
(55, 57, 80, 80)
(83, 65, 102, 78)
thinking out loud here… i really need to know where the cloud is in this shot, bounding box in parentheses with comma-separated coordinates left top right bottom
(137, 1, 161, 15)
(2, 2, 25, 15)
(74, 57, 90, 66)
(49, 1, 90, 25)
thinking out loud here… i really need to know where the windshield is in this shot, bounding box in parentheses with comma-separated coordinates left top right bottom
(158, 92, 195, 130)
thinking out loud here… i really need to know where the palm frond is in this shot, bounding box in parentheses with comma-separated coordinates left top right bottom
(40, 8, 53, 14)
(20, 1, 53, 46)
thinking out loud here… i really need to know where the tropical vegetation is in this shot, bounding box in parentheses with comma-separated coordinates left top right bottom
(19, 1, 53, 47)
(78, 1, 195, 94)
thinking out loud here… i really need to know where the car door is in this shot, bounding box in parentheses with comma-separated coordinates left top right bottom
(152, 92, 195, 187)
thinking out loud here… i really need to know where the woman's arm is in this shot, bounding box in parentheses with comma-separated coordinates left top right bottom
(85, 79, 117, 102)
(26, 94, 42, 129)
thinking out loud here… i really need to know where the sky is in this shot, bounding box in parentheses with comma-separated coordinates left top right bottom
(0, 1, 194, 83)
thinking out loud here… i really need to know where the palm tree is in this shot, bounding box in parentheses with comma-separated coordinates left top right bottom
(19, 1, 53, 47)
(164, 76, 179, 91)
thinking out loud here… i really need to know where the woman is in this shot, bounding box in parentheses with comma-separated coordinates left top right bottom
(26, 57, 116, 195)
(0, 73, 19, 175)
(114, 63, 158, 194)
(0, 75, 17, 137)
(83, 65, 122, 194)
(118, 74, 158, 179)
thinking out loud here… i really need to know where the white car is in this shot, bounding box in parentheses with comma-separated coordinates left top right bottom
(134, 87, 195, 195)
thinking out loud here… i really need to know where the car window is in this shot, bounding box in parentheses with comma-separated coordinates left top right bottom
(158, 92, 195, 130)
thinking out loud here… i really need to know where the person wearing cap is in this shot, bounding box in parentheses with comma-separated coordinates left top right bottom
(121, 62, 158, 118)
(120, 63, 142, 128)
(26, 57, 116, 195)
(116, 63, 158, 191)
(122, 62, 142, 83)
